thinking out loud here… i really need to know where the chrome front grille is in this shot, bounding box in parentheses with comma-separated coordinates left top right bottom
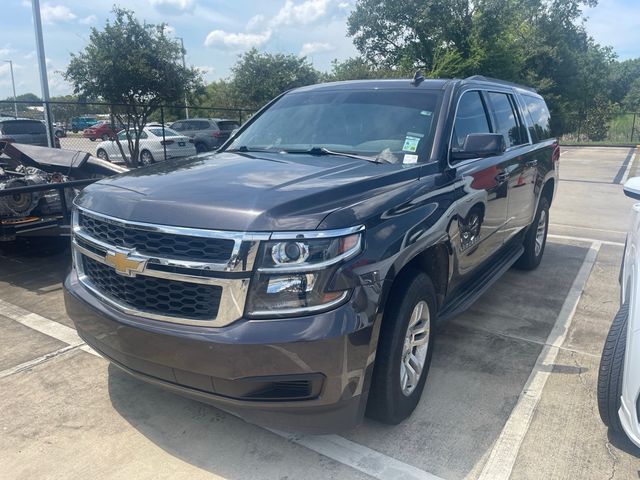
(78, 211, 235, 262)
(82, 256, 223, 320)
(71, 206, 269, 327)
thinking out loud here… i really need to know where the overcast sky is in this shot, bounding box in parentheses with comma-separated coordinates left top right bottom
(0, 0, 638, 99)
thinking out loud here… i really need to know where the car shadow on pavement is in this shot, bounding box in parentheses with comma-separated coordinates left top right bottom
(106, 364, 339, 479)
(105, 242, 593, 479)
(0, 238, 70, 291)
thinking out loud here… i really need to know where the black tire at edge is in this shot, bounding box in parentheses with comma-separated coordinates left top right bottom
(366, 269, 436, 424)
(515, 196, 550, 270)
(597, 304, 628, 433)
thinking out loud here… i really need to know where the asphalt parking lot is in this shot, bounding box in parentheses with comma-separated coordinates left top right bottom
(1, 146, 639, 479)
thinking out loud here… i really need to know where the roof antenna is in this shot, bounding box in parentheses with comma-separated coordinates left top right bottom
(411, 70, 425, 86)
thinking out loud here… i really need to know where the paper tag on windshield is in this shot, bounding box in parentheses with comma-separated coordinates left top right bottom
(402, 133, 422, 152)
(403, 154, 418, 164)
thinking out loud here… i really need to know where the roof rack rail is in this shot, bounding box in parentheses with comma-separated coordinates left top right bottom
(463, 75, 537, 93)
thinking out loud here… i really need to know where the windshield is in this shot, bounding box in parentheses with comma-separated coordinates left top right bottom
(227, 89, 441, 163)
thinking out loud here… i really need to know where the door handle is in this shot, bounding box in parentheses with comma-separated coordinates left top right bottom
(495, 171, 509, 182)
(526, 159, 538, 168)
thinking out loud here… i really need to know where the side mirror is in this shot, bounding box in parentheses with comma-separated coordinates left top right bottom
(623, 177, 640, 200)
(451, 133, 506, 161)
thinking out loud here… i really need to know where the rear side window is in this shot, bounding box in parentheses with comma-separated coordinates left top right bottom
(217, 121, 240, 131)
(194, 120, 211, 130)
(452, 91, 491, 149)
(1, 120, 46, 135)
(522, 94, 551, 142)
(486, 92, 527, 148)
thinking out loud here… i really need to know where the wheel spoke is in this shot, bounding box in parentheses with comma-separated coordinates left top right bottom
(399, 300, 431, 396)
(406, 354, 422, 387)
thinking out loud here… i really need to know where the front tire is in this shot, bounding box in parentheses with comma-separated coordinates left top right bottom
(598, 304, 628, 433)
(96, 149, 109, 161)
(366, 270, 436, 424)
(140, 150, 154, 166)
(515, 196, 549, 270)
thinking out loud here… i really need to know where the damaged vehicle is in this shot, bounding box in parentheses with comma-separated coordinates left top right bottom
(64, 76, 559, 433)
(0, 141, 126, 241)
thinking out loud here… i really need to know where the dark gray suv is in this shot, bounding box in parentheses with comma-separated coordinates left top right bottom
(170, 118, 240, 153)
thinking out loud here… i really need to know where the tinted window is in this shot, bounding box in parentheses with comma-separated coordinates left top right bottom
(228, 89, 441, 163)
(148, 128, 178, 137)
(172, 122, 184, 131)
(217, 121, 240, 131)
(193, 120, 211, 130)
(486, 92, 526, 148)
(523, 94, 551, 142)
(1, 120, 46, 135)
(117, 130, 147, 140)
(452, 91, 491, 149)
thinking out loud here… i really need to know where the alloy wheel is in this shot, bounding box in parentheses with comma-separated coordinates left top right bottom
(400, 300, 431, 396)
(535, 209, 547, 257)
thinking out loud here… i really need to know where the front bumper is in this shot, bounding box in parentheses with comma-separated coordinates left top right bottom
(64, 270, 376, 433)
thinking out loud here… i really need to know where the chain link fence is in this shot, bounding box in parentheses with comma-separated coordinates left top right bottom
(0, 100, 255, 166)
(556, 111, 640, 145)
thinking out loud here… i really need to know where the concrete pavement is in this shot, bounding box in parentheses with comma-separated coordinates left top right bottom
(0, 146, 638, 479)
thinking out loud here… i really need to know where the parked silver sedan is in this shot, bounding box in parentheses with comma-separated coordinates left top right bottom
(95, 127, 196, 165)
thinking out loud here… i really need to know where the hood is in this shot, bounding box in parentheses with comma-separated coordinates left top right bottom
(75, 151, 420, 231)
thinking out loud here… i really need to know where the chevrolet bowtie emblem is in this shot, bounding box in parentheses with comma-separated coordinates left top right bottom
(104, 250, 147, 277)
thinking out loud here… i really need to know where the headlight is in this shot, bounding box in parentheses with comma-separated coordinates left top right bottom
(246, 227, 364, 317)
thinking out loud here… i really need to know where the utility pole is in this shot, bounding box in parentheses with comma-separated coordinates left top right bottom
(179, 37, 189, 119)
(31, 0, 54, 147)
(3, 60, 18, 118)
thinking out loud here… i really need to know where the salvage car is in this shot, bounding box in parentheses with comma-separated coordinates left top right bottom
(0, 142, 126, 241)
(64, 75, 559, 432)
(598, 177, 640, 449)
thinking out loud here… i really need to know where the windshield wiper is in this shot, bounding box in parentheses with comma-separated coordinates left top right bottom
(284, 146, 385, 163)
(225, 146, 278, 153)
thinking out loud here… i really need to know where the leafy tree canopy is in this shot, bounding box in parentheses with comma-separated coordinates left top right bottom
(229, 48, 320, 108)
(64, 7, 203, 165)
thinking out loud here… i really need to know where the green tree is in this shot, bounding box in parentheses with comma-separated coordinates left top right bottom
(623, 78, 640, 112)
(346, 0, 611, 136)
(325, 57, 404, 81)
(64, 7, 203, 166)
(229, 49, 320, 109)
(611, 59, 640, 105)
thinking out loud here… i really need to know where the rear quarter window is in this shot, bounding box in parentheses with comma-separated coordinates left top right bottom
(1, 120, 46, 135)
(522, 95, 551, 142)
(217, 121, 240, 131)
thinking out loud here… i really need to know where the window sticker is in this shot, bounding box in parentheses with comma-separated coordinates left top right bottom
(402, 132, 423, 152)
(403, 154, 419, 164)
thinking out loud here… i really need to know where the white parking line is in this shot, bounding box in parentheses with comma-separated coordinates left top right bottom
(270, 429, 446, 480)
(548, 233, 624, 247)
(0, 298, 98, 356)
(477, 241, 601, 480)
(550, 223, 626, 235)
(0, 345, 79, 379)
(620, 149, 637, 185)
(0, 296, 445, 480)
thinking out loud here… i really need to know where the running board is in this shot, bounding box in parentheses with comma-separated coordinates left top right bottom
(437, 243, 524, 323)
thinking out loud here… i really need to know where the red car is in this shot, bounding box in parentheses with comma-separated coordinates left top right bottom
(83, 121, 116, 141)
